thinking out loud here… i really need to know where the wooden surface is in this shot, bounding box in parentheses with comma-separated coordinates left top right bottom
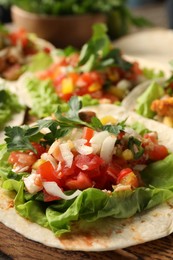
(1, 221, 173, 260)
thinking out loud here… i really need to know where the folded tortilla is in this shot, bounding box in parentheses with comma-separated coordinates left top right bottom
(1, 104, 173, 251)
(115, 28, 173, 68)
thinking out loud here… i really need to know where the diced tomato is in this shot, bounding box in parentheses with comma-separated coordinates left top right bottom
(43, 47, 51, 53)
(37, 161, 60, 183)
(66, 53, 79, 67)
(75, 154, 104, 171)
(9, 28, 28, 47)
(82, 127, 94, 146)
(125, 62, 142, 81)
(143, 132, 158, 144)
(100, 92, 119, 103)
(31, 143, 46, 158)
(57, 161, 75, 179)
(65, 171, 93, 190)
(117, 168, 139, 188)
(43, 189, 61, 202)
(75, 71, 104, 96)
(113, 156, 128, 168)
(117, 131, 125, 140)
(106, 162, 122, 180)
(8, 151, 37, 171)
(147, 144, 168, 161)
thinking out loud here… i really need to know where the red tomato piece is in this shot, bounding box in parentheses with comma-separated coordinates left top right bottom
(75, 154, 104, 171)
(106, 163, 122, 180)
(37, 161, 60, 183)
(143, 132, 158, 144)
(43, 189, 61, 202)
(9, 28, 28, 47)
(65, 171, 93, 190)
(31, 143, 46, 158)
(147, 144, 168, 161)
(82, 127, 94, 146)
(57, 161, 75, 179)
(117, 168, 139, 188)
(8, 151, 37, 171)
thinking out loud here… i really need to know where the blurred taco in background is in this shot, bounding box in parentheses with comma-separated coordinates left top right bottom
(0, 24, 54, 81)
(14, 23, 166, 121)
(122, 73, 173, 128)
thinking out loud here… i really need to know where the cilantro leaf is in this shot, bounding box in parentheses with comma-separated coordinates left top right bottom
(128, 137, 144, 160)
(5, 126, 35, 152)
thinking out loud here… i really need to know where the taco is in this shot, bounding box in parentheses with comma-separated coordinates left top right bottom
(0, 25, 54, 81)
(14, 24, 167, 121)
(122, 74, 173, 128)
(1, 97, 173, 251)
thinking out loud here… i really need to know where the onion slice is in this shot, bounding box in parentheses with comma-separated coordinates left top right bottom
(43, 181, 82, 200)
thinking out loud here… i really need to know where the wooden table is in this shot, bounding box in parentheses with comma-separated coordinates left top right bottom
(1, 221, 173, 260)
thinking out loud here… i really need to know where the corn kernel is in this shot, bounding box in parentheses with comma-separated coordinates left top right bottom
(88, 83, 101, 92)
(163, 116, 173, 128)
(107, 86, 125, 99)
(100, 115, 117, 125)
(122, 149, 134, 161)
(67, 140, 74, 150)
(108, 70, 119, 81)
(32, 159, 45, 170)
(62, 78, 74, 94)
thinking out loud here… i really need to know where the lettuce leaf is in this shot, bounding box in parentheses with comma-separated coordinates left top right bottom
(0, 88, 24, 130)
(24, 52, 53, 73)
(136, 81, 164, 118)
(26, 78, 68, 118)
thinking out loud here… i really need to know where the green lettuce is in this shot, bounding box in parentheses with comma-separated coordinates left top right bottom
(25, 78, 68, 118)
(142, 68, 164, 80)
(136, 81, 164, 118)
(2, 152, 173, 236)
(0, 87, 24, 130)
(24, 52, 53, 73)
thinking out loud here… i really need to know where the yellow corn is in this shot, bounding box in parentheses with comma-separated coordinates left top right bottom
(108, 70, 119, 81)
(88, 83, 101, 92)
(67, 140, 74, 150)
(107, 86, 125, 99)
(163, 116, 173, 128)
(100, 115, 117, 125)
(32, 159, 45, 170)
(62, 78, 74, 94)
(122, 149, 134, 161)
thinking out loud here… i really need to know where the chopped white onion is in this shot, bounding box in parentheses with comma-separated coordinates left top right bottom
(90, 131, 110, 154)
(73, 139, 93, 155)
(43, 181, 81, 200)
(100, 135, 117, 163)
(23, 173, 43, 194)
(59, 143, 74, 168)
(133, 164, 146, 171)
(41, 153, 58, 169)
(48, 140, 60, 155)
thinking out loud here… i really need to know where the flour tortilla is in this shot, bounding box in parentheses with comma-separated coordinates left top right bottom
(121, 79, 163, 112)
(1, 186, 173, 251)
(1, 105, 173, 251)
(115, 28, 173, 67)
